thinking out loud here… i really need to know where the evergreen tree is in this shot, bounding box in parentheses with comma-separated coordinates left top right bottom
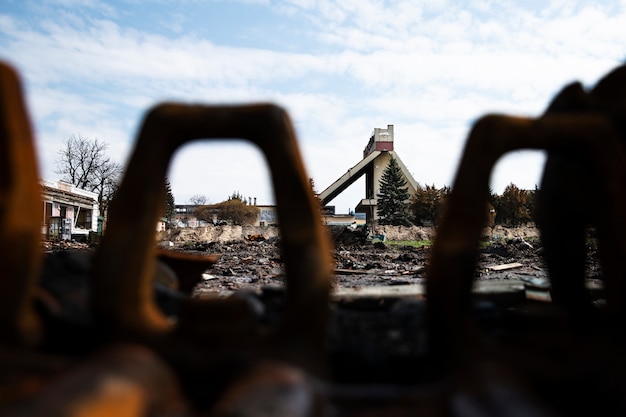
(377, 156, 413, 226)
(228, 191, 246, 204)
(309, 178, 318, 195)
(163, 178, 176, 223)
(308, 177, 325, 221)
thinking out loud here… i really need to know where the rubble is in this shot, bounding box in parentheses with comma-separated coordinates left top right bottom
(41, 240, 92, 253)
(182, 227, 601, 296)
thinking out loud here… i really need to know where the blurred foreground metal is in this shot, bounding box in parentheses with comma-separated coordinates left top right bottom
(427, 64, 626, 416)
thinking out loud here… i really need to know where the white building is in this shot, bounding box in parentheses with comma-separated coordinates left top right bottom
(41, 180, 100, 240)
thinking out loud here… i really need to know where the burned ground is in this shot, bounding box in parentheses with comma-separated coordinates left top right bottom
(177, 230, 604, 385)
(41, 226, 603, 298)
(187, 231, 602, 296)
(39, 227, 605, 386)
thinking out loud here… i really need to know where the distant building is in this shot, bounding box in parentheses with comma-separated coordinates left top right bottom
(169, 202, 364, 229)
(41, 180, 100, 240)
(171, 203, 276, 227)
(257, 205, 278, 227)
(172, 204, 210, 228)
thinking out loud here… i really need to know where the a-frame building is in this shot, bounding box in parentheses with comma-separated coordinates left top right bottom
(318, 125, 419, 222)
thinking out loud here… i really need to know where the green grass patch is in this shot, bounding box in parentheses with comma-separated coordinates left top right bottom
(386, 240, 432, 248)
(479, 240, 493, 249)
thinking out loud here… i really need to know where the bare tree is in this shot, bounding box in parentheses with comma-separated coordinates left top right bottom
(189, 194, 207, 205)
(55, 134, 123, 215)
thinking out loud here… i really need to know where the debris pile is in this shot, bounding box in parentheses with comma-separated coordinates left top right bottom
(41, 240, 91, 253)
(188, 232, 602, 295)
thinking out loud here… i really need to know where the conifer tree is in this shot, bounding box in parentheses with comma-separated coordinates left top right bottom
(377, 156, 413, 226)
(163, 178, 176, 224)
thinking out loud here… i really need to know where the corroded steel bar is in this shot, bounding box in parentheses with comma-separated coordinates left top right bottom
(0, 62, 43, 347)
(426, 66, 626, 372)
(92, 104, 333, 357)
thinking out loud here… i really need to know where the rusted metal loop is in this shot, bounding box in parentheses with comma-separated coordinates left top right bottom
(0, 62, 43, 347)
(92, 104, 333, 355)
(426, 112, 626, 371)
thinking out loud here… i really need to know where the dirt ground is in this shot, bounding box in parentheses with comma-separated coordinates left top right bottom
(157, 224, 602, 296)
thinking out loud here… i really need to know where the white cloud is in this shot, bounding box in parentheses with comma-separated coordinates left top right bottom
(2, 0, 625, 212)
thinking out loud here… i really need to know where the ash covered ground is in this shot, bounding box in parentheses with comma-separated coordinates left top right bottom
(182, 229, 602, 296)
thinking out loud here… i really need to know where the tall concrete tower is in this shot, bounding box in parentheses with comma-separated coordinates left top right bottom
(318, 125, 419, 222)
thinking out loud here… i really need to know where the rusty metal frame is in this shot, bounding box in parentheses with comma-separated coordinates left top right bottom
(0, 63, 43, 347)
(426, 71, 626, 372)
(91, 103, 333, 359)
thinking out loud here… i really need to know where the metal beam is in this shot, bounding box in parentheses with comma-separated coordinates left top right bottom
(318, 151, 381, 205)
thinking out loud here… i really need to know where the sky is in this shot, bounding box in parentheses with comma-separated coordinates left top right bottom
(1, 0, 625, 214)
